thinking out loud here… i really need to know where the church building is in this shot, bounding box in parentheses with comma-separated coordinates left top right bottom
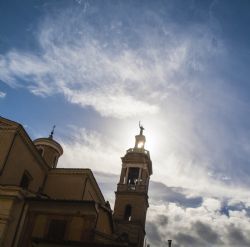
(0, 116, 152, 247)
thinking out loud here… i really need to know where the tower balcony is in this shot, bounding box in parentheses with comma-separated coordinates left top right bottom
(123, 148, 152, 176)
(117, 183, 147, 193)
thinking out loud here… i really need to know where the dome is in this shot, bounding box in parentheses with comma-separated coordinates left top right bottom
(33, 127, 63, 168)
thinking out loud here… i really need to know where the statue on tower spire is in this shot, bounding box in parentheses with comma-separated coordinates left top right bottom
(139, 121, 144, 135)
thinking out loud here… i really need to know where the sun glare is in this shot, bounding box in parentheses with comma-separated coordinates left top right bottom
(137, 141, 144, 148)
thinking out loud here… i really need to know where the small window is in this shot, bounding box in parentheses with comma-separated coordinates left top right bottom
(124, 205, 132, 221)
(20, 171, 32, 189)
(47, 219, 67, 240)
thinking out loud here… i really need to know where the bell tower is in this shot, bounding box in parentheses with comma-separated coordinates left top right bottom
(113, 124, 152, 247)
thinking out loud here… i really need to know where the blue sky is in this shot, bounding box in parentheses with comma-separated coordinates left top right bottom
(1, 0, 250, 246)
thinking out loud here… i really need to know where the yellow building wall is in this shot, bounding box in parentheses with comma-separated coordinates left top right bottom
(84, 178, 103, 204)
(0, 129, 15, 173)
(96, 207, 113, 236)
(0, 195, 27, 247)
(22, 202, 98, 244)
(0, 134, 47, 192)
(43, 171, 104, 204)
(0, 198, 14, 246)
(68, 216, 84, 241)
(43, 173, 88, 200)
(32, 215, 47, 238)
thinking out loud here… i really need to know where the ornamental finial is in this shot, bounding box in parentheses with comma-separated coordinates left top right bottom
(49, 125, 56, 139)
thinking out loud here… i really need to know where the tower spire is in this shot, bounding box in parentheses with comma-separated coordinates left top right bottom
(49, 125, 56, 139)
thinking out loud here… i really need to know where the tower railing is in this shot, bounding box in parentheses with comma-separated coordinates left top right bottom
(117, 183, 147, 192)
(126, 148, 150, 157)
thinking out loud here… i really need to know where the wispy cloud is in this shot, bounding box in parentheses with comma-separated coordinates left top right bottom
(0, 91, 6, 98)
(0, 3, 223, 118)
(59, 126, 122, 173)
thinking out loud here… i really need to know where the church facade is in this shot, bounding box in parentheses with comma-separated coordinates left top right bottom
(0, 116, 152, 247)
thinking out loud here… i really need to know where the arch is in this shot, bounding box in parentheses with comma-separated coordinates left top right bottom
(37, 147, 44, 156)
(20, 171, 32, 189)
(124, 204, 132, 221)
(127, 167, 139, 185)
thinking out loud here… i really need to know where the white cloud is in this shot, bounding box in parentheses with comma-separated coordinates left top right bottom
(0, 6, 223, 118)
(147, 197, 250, 247)
(0, 91, 6, 98)
(58, 126, 122, 173)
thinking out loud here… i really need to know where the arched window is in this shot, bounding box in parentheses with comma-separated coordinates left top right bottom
(37, 147, 44, 156)
(20, 171, 32, 189)
(127, 168, 139, 185)
(124, 204, 132, 221)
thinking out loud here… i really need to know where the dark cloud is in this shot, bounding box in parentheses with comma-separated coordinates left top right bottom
(193, 221, 220, 244)
(149, 181, 203, 208)
(146, 222, 162, 246)
(156, 214, 169, 226)
(227, 225, 250, 247)
(174, 232, 202, 247)
(145, 214, 168, 246)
